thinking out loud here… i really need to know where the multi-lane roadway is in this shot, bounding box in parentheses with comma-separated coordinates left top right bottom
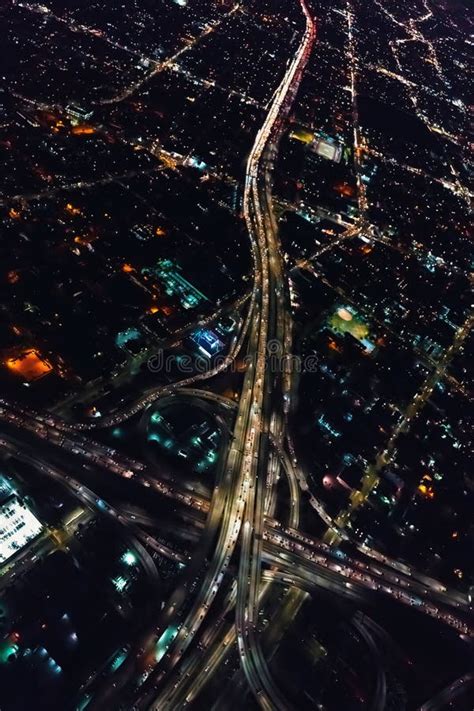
(1, 0, 473, 708)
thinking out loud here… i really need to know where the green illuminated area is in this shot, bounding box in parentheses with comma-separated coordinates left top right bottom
(115, 328, 142, 350)
(0, 635, 63, 675)
(110, 550, 139, 593)
(109, 647, 128, 672)
(290, 125, 314, 144)
(144, 259, 208, 310)
(328, 306, 368, 340)
(0, 636, 19, 664)
(155, 626, 178, 663)
(76, 694, 92, 711)
(147, 406, 220, 474)
(327, 306, 375, 354)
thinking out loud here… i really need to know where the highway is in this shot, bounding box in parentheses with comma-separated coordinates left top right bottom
(262, 547, 472, 636)
(0, 399, 211, 516)
(51, 288, 250, 423)
(1, 401, 470, 625)
(235, 0, 316, 705)
(2, 1, 472, 707)
(111, 2, 318, 706)
(2, 402, 472, 711)
(64, 288, 253, 431)
(0, 506, 92, 593)
(0, 435, 167, 587)
(2, 395, 470, 602)
(417, 672, 474, 711)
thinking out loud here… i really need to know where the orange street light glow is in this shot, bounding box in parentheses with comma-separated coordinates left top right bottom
(71, 125, 96, 135)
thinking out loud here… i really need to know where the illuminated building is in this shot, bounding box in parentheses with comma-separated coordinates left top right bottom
(0, 495, 43, 565)
(143, 259, 208, 310)
(191, 329, 224, 357)
(314, 137, 342, 162)
(65, 104, 93, 123)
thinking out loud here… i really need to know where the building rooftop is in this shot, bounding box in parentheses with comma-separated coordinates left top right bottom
(0, 496, 43, 565)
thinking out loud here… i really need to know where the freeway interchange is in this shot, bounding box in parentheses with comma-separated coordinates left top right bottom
(1, 1, 473, 709)
(0, 393, 472, 709)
